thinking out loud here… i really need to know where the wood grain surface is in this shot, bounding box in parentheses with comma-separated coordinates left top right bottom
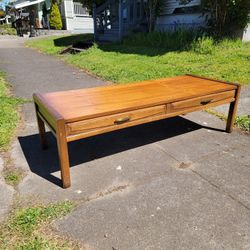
(35, 75, 237, 123)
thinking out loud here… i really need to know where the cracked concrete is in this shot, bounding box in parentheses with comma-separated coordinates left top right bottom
(0, 36, 250, 249)
(54, 166, 250, 250)
(0, 157, 14, 222)
(0, 179, 14, 222)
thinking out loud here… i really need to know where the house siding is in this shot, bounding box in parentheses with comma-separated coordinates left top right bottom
(60, 0, 94, 33)
(243, 25, 250, 41)
(156, 0, 205, 31)
(156, 13, 205, 31)
(66, 17, 94, 33)
(161, 0, 201, 15)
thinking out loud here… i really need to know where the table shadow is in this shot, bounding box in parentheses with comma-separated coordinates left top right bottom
(18, 116, 222, 187)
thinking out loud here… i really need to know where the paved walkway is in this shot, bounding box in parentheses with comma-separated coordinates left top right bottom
(0, 37, 250, 249)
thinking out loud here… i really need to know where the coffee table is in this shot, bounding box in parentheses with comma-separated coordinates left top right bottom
(33, 75, 241, 188)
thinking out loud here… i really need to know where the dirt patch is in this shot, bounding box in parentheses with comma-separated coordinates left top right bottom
(60, 41, 94, 54)
(178, 161, 193, 169)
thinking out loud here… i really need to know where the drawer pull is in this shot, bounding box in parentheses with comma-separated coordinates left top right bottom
(114, 116, 131, 124)
(200, 100, 212, 105)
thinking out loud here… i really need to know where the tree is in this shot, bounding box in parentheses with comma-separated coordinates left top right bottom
(143, 0, 165, 32)
(49, 0, 63, 30)
(0, 9, 5, 18)
(201, 0, 250, 37)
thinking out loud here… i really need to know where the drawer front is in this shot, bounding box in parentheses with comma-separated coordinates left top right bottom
(67, 105, 166, 135)
(170, 90, 235, 111)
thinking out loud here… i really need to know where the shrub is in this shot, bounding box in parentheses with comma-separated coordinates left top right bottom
(0, 24, 16, 35)
(202, 0, 250, 37)
(122, 30, 247, 56)
(123, 29, 199, 51)
(0, 10, 5, 18)
(49, 1, 62, 30)
(191, 36, 214, 54)
(218, 39, 243, 49)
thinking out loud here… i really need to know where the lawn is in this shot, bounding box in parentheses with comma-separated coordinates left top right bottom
(0, 201, 80, 249)
(0, 71, 25, 151)
(26, 33, 250, 85)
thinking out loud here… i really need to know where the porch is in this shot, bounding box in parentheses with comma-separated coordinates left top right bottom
(93, 0, 146, 42)
(60, 0, 94, 33)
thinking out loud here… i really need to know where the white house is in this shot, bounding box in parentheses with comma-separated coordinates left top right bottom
(156, 0, 205, 31)
(157, 0, 250, 40)
(8, 0, 93, 33)
(93, 0, 206, 41)
(60, 0, 93, 33)
(9, 0, 50, 28)
(243, 26, 250, 41)
(93, 0, 250, 42)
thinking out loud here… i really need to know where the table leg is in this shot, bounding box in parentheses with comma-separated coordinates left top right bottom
(56, 120, 71, 188)
(35, 108, 48, 150)
(226, 87, 241, 133)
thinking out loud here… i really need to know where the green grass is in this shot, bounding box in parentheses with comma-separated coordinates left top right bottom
(235, 115, 250, 131)
(26, 32, 250, 85)
(3, 169, 23, 186)
(0, 201, 80, 249)
(0, 24, 16, 36)
(206, 109, 250, 132)
(26, 33, 93, 55)
(0, 72, 26, 151)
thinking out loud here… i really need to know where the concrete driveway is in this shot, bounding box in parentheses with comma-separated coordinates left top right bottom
(0, 36, 249, 250)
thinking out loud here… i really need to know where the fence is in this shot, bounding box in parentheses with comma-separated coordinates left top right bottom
(73, 2, 89, 17)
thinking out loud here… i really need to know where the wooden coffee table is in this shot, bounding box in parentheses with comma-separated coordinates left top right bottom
(33, 75, 240, 188)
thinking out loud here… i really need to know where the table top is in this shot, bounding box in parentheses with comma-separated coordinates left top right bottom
(35, 75, 237, 122)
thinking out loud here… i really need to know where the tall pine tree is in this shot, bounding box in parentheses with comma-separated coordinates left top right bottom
(49, 0, 62, 30)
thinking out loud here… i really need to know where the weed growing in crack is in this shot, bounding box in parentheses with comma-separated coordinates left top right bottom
(4, 169, 23, 187)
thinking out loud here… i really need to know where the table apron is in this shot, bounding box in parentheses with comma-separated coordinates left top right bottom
(65, 96, 235, 142)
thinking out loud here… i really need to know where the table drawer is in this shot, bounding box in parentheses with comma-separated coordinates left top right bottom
(66, 105, 166, 135)
(170, 90, 235, 111)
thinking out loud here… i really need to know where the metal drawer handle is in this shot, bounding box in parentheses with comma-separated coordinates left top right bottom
(200, 100, 212, 105)
(114, 116, 131, 124)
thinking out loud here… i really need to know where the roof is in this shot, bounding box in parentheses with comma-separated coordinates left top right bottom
(12, 0, 45, 9)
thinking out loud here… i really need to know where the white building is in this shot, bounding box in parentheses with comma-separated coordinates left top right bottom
(60, 0, 93, 33)
(157, 0, 250, 41)
(156, 0, 205, 31)
(243, 26, 250, 41)
(9, 0, 49, 28)
(9, 0, 93, 33)
(93, 0, 250, 42)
